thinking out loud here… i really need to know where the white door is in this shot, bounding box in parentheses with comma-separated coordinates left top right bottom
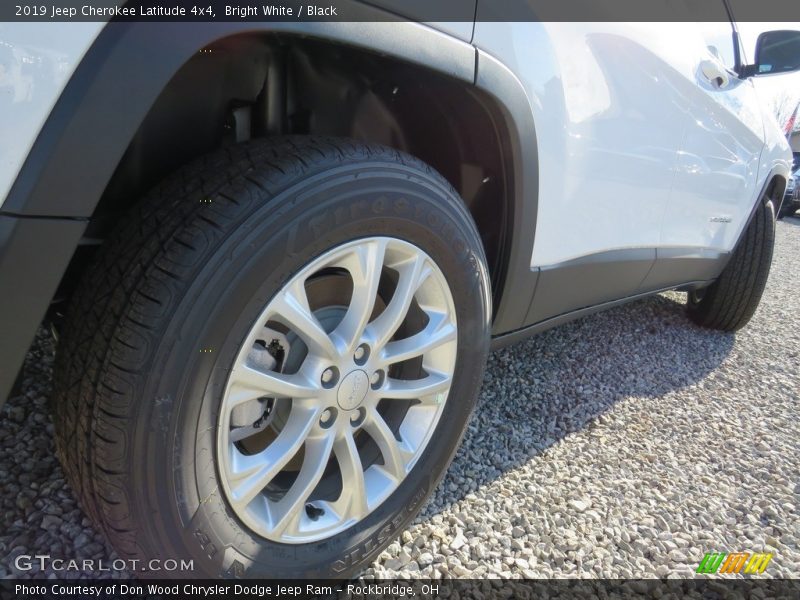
(473, 21, 700, 268)
(474, 19, 713, 320)
(661, 6, 764, 253)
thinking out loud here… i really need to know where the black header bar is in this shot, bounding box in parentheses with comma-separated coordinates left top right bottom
(2, 0, 800, 23)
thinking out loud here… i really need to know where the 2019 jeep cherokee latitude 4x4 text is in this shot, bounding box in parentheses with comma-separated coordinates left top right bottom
(0, 11, 796, 579)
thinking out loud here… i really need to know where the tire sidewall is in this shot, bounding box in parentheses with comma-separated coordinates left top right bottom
(137, 164, 490, 577)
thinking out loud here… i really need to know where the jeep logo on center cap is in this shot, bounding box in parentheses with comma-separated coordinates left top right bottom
(337, 370, 369, 410)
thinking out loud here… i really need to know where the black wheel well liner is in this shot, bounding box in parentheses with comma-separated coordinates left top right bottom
(2, 24, 535, 331)
(88, 32, 513, 302)
(766, 173, 787, 211)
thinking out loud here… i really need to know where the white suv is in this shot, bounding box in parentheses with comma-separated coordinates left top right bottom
(0, 6, 797, 579)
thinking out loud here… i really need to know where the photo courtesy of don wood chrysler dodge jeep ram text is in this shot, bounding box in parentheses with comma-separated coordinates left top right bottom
(0, 8, 798, 579)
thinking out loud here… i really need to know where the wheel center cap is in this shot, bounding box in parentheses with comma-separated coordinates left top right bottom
(337, 370, 369, 410)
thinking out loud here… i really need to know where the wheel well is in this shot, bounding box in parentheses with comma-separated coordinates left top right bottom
(63, 34, 512, 313)
(766, 174, 787, 210)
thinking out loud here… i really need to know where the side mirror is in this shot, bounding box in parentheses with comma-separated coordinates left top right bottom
(748, 30, 800, 76)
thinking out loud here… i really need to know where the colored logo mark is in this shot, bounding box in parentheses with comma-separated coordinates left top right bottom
(696, 552, 773, 574)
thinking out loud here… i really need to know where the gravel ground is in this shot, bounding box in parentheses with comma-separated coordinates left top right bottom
(2, 217, 799, 580)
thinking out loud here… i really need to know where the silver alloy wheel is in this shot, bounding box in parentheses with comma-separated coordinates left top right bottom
(217, 237, 458, 543)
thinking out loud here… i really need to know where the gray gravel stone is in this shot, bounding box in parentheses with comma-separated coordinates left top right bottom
(3, 218, 800, 580)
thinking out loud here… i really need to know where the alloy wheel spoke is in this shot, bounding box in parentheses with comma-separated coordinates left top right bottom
(367, 254, 430, 351)
(228, 366, 317, 405)
(382, 370, 452, 401)
(333, 240, 387, 354)
(271, 280, 338, 359)
(364, 409, 410, 481)
(335, 430, 369, 519)
(381, 311, 457, 365)
(228, 407, 318, 509)
(230, 423, 265, 444)
(270, 433, 335, 536)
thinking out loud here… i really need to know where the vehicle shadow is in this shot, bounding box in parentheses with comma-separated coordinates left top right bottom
(420, 292, 735, 519)
(0, 292, 734, 578)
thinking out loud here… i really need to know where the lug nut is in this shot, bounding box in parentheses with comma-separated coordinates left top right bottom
(370, 369, 385, 390)
(321, 367, 338, 387)
(350, 407, 366, 427)
(354, 343, 370, 365)
(319, 407, 337, 428)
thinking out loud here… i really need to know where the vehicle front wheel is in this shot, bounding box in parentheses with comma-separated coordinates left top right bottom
(51, 137, 491, 578)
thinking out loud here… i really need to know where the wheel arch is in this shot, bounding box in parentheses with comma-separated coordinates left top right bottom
(2, 20, 474, 217)
(3, 21, 540, 335)
(766, 173, 788, 213)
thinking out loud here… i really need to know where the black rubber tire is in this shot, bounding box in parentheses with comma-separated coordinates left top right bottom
(51, 137, 491, 578)
(687, 200, 775, 332)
